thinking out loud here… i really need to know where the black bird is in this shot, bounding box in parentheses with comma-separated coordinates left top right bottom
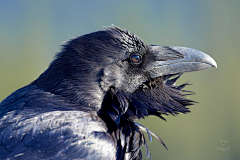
(0, 26, 217, 160)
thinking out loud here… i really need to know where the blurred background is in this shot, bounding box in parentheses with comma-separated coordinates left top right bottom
(0, 0, 239, 159)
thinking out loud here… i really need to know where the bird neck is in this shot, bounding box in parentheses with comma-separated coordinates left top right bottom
(31, 68, 104, 112)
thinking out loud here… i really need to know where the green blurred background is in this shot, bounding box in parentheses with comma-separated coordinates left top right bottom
(0, 0, 239, 159)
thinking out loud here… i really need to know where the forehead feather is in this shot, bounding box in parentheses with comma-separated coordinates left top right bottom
(106, 26, 146, 52)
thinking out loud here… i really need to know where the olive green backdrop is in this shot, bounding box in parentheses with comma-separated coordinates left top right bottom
(0, 0, 239, 159)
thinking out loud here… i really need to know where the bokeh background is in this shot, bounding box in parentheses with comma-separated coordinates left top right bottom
(0, 0, 239, 159)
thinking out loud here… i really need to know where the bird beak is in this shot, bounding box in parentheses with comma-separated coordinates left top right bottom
(147, 46, 217, 78)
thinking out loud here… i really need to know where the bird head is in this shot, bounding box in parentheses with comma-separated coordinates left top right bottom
(33, 26, 217, 127)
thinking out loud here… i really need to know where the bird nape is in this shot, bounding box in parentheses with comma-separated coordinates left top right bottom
(0, 26, 217, 160)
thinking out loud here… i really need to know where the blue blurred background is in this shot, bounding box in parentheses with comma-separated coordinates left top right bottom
(0, 0, 239, 159)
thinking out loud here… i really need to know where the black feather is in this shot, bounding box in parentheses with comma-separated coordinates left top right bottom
(0, 26, 212, 160)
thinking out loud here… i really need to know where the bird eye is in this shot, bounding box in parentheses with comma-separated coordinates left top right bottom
(130, 54, 142, 64)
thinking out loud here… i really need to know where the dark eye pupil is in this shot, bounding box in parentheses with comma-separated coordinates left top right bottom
(130, 55, 141, 63)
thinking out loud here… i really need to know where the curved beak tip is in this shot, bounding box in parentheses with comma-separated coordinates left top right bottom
(213, 60, 217, 68)
(205, 55, 217, 69)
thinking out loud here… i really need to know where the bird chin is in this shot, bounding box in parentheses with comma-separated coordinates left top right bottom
(127, 72, 196, 121)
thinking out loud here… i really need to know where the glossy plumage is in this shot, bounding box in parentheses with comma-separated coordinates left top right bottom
(0, 26, 216, 160)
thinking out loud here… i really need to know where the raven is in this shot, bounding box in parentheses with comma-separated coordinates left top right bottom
(0, 26, 217, 160)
